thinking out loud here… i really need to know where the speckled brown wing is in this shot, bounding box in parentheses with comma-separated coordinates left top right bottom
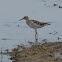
(31, 20, 51, 27)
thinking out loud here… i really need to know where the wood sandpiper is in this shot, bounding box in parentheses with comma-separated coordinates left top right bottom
(19, 16, 51, 42)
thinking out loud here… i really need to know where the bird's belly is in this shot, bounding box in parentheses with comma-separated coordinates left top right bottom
(27, 22, 42, 29)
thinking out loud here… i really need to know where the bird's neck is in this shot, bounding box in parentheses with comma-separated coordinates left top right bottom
(26, 20, 29, 25)
(25, 18, 29, 23)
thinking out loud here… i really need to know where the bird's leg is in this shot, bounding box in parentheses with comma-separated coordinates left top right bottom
(35, 29, 38, 42)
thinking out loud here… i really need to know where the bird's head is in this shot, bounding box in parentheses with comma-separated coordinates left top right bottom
(19, 16, 29, 21)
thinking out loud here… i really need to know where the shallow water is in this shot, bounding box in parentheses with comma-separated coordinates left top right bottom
(0, 54, 12, 62)
(0, 0, 62, 61)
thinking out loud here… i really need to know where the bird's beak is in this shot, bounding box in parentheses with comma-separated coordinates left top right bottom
(19, 18, 23, 21)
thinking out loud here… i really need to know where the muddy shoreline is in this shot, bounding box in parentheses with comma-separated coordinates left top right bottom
(7, 42, 62, 62)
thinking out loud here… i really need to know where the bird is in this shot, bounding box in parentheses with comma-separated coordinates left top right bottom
(19, 16, 51, 42)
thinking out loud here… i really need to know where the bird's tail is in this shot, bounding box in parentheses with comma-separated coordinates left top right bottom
(47, 22, 51, 25)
